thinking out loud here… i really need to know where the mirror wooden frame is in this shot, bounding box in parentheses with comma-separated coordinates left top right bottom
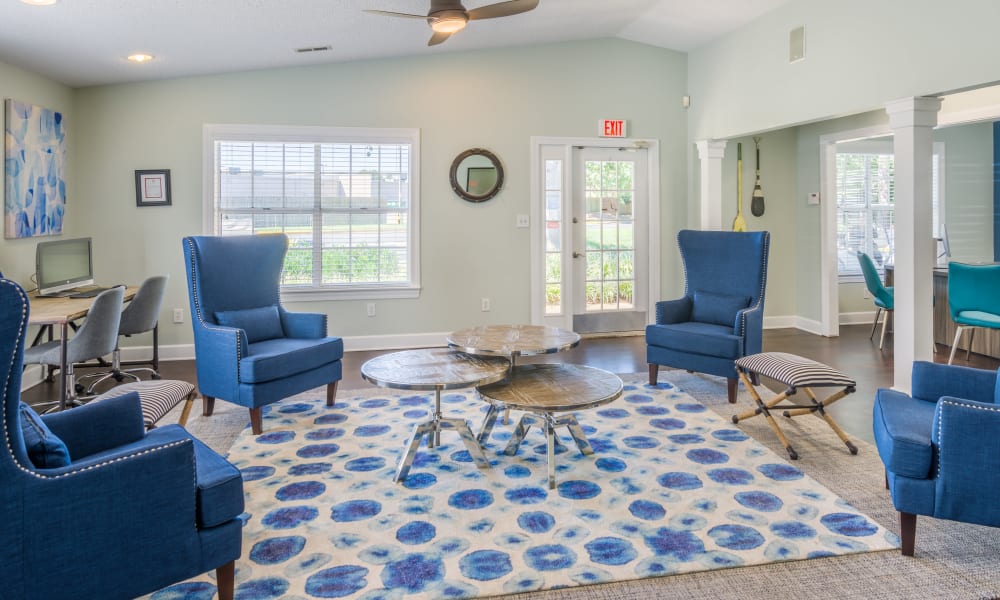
(449, 148, 504, 202)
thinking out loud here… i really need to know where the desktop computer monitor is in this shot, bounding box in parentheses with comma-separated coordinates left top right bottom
(36, 237, 95, 296)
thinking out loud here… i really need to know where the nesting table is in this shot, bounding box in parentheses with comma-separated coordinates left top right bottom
(477, 363, 623, 489)
(360, 348, 509, 483)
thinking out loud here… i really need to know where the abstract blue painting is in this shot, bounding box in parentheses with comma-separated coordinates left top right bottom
(4, 99, 66, 239)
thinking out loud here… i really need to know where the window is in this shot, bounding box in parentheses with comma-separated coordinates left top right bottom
(203, 125, 420, 299)
(835, 142, 942, 278)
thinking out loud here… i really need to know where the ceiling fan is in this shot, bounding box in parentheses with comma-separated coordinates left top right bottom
(364, 0, 540, 46)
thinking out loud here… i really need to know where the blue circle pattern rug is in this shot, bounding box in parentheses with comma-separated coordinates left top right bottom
(152, 374, 897, 599)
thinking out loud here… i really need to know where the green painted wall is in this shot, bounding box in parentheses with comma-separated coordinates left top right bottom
(68, 38, 689, 347)
(0, 61, 76, 285)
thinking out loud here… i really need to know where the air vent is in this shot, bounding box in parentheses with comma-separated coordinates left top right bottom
(295, 45, 332, 54)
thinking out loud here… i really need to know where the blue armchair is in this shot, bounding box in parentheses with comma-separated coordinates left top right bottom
(646, 229, 770, 403)
(874, 361, 1000, 556)
(183, 234, 344, 434)
(0, 278, 244, 599)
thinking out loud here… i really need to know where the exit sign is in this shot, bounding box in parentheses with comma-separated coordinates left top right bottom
(600, 119, 627, 137)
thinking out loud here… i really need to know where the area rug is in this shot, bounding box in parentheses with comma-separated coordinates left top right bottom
(152, 374, 896, 599)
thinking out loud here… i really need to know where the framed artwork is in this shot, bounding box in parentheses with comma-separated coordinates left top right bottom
(466, 166, 498, 197)
(135, 169, 172, 207)
(4, 99, 67, 239)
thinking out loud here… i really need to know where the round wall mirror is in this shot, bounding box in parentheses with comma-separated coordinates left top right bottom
(450, 148, 504, 202)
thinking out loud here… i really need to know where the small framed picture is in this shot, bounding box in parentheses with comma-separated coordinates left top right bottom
(135, 169, 172, 207)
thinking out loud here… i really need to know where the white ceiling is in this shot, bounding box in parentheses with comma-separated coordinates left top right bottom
(0, 0, 792, 88)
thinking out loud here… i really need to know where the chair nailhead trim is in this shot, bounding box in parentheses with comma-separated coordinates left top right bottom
(936, 399, 1000, 478)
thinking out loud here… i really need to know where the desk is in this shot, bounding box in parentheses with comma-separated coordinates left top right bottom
(28, 286, 138, 410)
(884, 265, 1000, 359)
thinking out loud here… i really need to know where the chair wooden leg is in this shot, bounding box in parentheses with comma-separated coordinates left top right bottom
(727, 377, 737, 403)
(327, 381, 338, 407)
(216, 560, 235, 600)
(250, 407, 263, 435)
(202, 395, 216, 416)
(899, 512, 916, 556)
(648, 363, 658, 386)
(879, 309, 891, 350)
(948, 327, 965, 365)
(870, 307, 882, 340)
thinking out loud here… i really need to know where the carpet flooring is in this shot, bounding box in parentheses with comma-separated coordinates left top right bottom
(150, 370, 1000, 599)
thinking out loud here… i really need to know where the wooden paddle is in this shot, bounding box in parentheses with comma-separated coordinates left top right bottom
(751, 136, 765, 217)
(732, 142, 747, 232)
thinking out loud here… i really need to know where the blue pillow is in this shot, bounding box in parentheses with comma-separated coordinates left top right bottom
(691, 290, 752, 327)
(19, 403, 71, 468)
(215, 305, 284, 343)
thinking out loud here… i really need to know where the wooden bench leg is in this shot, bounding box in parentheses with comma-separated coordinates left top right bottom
(178, 389, 196, 427)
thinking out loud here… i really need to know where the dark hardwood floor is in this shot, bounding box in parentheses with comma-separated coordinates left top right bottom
(22, 324, 999, 445)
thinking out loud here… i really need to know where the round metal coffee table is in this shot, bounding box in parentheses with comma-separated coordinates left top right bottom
(361, 348, 510, 483)
(476, 363, 623, 489)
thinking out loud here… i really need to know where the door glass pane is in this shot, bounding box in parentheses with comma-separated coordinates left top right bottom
(582, 159, 635, 313)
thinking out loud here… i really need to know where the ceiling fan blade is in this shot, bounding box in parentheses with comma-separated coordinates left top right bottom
(363, 9, 428, 19)
(467, 0, 539, 20)
(428, 31, 453, 46)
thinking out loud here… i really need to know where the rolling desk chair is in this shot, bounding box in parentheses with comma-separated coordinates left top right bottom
(81, 275, 168, 394)
(23, 286, 125, 409)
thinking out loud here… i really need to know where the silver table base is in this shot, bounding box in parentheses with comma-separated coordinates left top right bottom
(498, 410, 594, 489)
(394, 388, 490, 483)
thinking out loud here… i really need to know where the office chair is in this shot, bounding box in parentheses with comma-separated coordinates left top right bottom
(81, 275, 168, 394)
(23, 286, 125, 409)
(857, 251, 894, 350)
(947, 262, 1000, 364)
(646, 230, 770, 403)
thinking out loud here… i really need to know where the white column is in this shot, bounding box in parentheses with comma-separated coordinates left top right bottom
(695, 140, 727, 230)
(885, 97, 941, 393)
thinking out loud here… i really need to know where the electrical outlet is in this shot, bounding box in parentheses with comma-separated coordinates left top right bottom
(172, 308, 184, 323)
(516, 214, 529, 228)
(366, 303, 376, 317)
(481, 297, 491, 312)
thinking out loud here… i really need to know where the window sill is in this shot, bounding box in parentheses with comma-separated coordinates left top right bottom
(281, 286, 421, 302)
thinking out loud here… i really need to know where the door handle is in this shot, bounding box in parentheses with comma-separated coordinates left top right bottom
(572, 252, 583, 258)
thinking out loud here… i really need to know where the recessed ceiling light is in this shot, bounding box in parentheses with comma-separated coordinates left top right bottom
(127, 54, 155, 64)
(21, 0, 58, 5)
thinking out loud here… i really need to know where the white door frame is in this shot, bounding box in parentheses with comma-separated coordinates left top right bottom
(818, 124, 890, 336)
(529, 136, 660, 329)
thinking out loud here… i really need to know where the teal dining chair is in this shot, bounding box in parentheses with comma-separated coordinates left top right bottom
(947, 262, 1000, 364)
(857, 252, 894, 350)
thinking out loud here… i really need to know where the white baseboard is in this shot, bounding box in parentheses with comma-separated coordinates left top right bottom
(839, 311, 877, 326)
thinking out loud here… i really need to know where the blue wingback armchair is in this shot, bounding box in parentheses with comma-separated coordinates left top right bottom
(874, 361, 1000, 556)
(646, 230, 770, 403)
(0, 278, 243, 599)
(183, 234, 343, 434)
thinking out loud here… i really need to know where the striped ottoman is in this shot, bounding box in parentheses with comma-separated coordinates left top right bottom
(732, 352, 858, 460)
(93, 380, 196, 430)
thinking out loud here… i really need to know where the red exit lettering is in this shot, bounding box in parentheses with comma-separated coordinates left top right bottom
(600, 119, 626, 137)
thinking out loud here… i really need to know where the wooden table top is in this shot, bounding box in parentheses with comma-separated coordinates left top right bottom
(477, 364, 623, 413)
(28, 285, 138, 325)
(447, 324, 581, 357)
(361, 348, 510, 392)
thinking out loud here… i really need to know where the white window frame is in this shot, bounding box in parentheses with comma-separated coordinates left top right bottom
(202, 124, 421, 301)
(834, 139, 945, 282)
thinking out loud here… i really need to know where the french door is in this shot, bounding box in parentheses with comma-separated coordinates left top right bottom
(533, 140, 654, 334)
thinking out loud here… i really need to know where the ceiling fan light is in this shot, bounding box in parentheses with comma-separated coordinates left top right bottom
(430, 14, 468, 34)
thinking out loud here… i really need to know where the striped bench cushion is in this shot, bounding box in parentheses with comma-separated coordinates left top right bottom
(735, 352, 855, 388)
(94, 380, 195, 428)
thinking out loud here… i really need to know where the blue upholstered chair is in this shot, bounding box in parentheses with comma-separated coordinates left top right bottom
(183, 234, 343, 434)
(857, 251, 895, 350)
(946, 262, 1000, 365)
(873, 361, 1000, 556)
(646, 230, 770, 403)
(0, 277, 243, 599)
